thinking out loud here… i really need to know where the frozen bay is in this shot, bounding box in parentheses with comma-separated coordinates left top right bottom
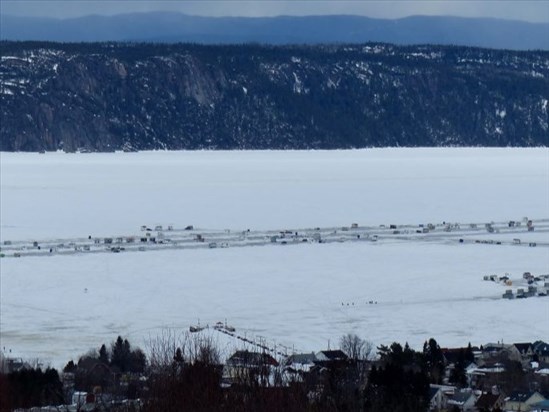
(1, 148, 548, 367)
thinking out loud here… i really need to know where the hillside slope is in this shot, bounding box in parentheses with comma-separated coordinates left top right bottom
(1, 42, 548, 151)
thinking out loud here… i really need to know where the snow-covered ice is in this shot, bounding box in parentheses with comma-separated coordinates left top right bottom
(1, 148, 548, 241)
(1, 148, 548, 368)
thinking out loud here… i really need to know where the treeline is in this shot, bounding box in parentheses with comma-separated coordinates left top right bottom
(1, 40, 546, 65)
(0, 367, 63, 410)
(3, 332, 548, 412)
(0, 336, 147, 411)
(0, 334, 475, 412)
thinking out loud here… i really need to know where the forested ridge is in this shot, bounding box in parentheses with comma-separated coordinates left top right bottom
(1, 41, 548, 151)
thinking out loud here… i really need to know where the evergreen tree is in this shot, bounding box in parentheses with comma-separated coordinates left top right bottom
(173, 347, 184, 364)
(465, 342, 475, 363)
(63, 360, 76, 373)
(129, 348, 147, 373)
(110, 336, 146, 373)
(449, 349, 467, 387)
(99, 344, 109, 365)
(365, 343, 429, 412)
(423, 338, 445, 384)
(111, 336, 131, 372)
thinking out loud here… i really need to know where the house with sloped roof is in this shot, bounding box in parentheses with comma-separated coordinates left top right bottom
(313, 350, 350, 368)
(283, 352, 318, 383)
(285, 353, 317, 371)
(475, 392, 505, 411)
(514, 342, 535, 365)
(515, 342, 534, 356)
(533, 341, 549, 363)
(429, 385, 457, 411)
(315, 350, 348, 362)
(429, 386, 443, 411)
(429, 385, 450, 411)
(223, 350, 279, 387)
(447, 389, 477, 411)
(482, 343, 521, 362)
(226, 350, 278, 367)
(504, 391, 546, 411)
(286, 352, 317, 365)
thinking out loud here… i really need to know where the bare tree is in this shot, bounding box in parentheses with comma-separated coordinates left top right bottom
(187, 333, 221, 365)
(339, 333, 373, 361)
(147, 329, 223, 369)
(147, 329, 184, 372)
(144, 329, 225, 412)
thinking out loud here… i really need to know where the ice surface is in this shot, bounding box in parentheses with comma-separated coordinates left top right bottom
(1, 148, 548, 368)
(1, 148, 548, 241)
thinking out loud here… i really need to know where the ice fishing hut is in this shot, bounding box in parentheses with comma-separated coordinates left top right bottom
(502, 290, 514, 299)
(526, 286, 537, 297)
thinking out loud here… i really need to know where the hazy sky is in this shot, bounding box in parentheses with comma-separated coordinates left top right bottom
(1, 0, 549, 23)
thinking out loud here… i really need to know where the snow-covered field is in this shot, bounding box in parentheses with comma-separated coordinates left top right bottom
(1, 148, 548, 368)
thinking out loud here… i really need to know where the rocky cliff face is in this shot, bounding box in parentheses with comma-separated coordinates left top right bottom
(1, 42, 548, 151)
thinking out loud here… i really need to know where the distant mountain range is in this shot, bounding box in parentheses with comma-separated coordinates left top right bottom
(1, 13, 548, 50)
(1, 42, 548, 152)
